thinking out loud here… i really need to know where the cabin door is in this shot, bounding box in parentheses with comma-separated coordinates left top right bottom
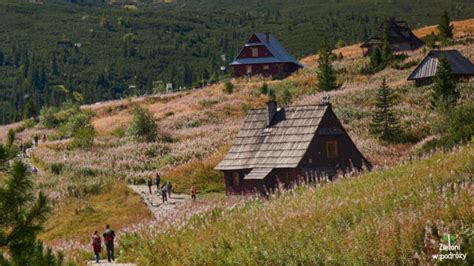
(246, 65, 252, 75)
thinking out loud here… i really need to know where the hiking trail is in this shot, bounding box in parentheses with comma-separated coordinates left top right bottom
(86, 260, 135, 265)
(128, 185, 191, 220)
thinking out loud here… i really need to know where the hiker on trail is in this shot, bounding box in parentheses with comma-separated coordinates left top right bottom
(190, 186, 197, 201)
(42, 133, 47, 142)
(155, 173, 161, 192)
(19, 143, 24, 157)
(161, 185, 168, 203)
(32, 166, 38, 175)
(63, 152, 68, 163)
(103, 225, 116, 262)
(147, 177, 153, 194)
(166, 181, 172, 198)
(33, 134, 39, 147)
(91, 231, 101, 263)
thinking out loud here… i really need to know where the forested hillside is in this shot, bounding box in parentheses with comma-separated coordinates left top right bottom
(0, 0, 473, 124)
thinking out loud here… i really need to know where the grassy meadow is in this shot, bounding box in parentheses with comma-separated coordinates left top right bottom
(119, 144, 474, 265)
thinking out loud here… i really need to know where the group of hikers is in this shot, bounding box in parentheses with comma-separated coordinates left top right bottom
(91, 225, 116, 263)
(147, 173, 173, 203)
(17, 133, 46, 158)
(147, 173, 199, 202)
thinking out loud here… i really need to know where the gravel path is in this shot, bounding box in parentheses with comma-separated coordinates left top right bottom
(128, 185, 191, 220)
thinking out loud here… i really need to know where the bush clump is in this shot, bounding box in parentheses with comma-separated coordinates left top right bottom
(128, 106, 158, 142)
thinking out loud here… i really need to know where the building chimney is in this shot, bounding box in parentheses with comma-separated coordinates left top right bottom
(265, 32, 270, 43)
(321, 95, 330, 105)
(266, 101, 277, 127)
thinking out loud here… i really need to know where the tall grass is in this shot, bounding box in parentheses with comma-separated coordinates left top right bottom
(119, 145, 474, 265)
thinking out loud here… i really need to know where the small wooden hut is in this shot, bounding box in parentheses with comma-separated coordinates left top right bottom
(230, 32, 303, 78)
(215, 101, 371, 194)
(361, 18, 423, 56)
(408, 50, 474, 86)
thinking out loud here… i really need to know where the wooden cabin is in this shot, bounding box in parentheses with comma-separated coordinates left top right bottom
(230, 32, 303, 78)
(408, 50, 474, 86)
(215, 101, 371, 195)
(361, 18, 424, 56)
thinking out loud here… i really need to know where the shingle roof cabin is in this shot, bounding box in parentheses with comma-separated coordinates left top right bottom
(408, 50, 474, 86)
(215, 101, 371, 194)
(361, 18, 424, 56)
(230, 32, 303, 78)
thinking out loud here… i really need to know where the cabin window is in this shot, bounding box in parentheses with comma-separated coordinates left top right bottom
(246, 65, 252, 74)
(251, 47, 258, 57)
(232, 171, 241, 186)
(326, 141, 338, 159)
(263, 65, 270, 70)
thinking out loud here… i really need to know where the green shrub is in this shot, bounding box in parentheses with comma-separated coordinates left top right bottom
(49, 163, 64, 175)
(23, 118, 37, 129)
(39, 106, 60, 129)
(391, 60, 418, 70)
(224, 81, 234, 94)
(113, 127, 126, 138)
(69, 124, 96, 149)
(75, 168, 100, 177)
(6, 129, 15, 148)
(198, 99, 219, 108)
(420, 103, 474, 153)
(59, 111, 94, 139)
(0, 144, 8, 168)
(259, 83, 269, 95)
(240, 103, 250, 115)
(14, 124, 26, 133)
(128, 106, 158, 142)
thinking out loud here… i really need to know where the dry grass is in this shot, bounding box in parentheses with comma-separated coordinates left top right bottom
(41, 182, 153, 244)
(119, 145, 474, 264)
(413, 18, 474, 38)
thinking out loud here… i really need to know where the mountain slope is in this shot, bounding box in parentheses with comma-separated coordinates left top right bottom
(119, 144, 474, 265)
(1, 0, 473, 124)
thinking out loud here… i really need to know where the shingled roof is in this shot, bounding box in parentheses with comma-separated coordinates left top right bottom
(361, 18, 423, 48)
(215, 104, 328, 171)
(408, 50, 474, 80)
(230, 33, 303, 67)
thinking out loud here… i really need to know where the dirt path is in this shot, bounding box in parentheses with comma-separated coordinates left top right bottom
(128, 185, 191, 220)
(86, 260, 135, 265)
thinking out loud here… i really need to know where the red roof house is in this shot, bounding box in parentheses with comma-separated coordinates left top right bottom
(230, 32, 303, 78)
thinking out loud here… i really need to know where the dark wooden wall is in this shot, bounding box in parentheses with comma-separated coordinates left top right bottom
(238, 45, 273, 58)
(299, 106, 370, 175)
(232, 63, 300, 78)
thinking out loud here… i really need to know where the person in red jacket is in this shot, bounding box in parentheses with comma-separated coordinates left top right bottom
(91, 231, 102, 263)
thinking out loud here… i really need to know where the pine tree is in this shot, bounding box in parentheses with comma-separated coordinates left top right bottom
(224, 81, 234, 94)
(380, 33, 393, 64)
(369, 47, 383, 69)
(0, 161, 53, 264)
(317, 41, 337, 91)
(0, 144, 8, 168)
(431, 56, 459, 110)
(437, 10, 454, 40)
(370, 79, 400, 141)
(6, 129, 15, 148)
(23, 99, 36, 119)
